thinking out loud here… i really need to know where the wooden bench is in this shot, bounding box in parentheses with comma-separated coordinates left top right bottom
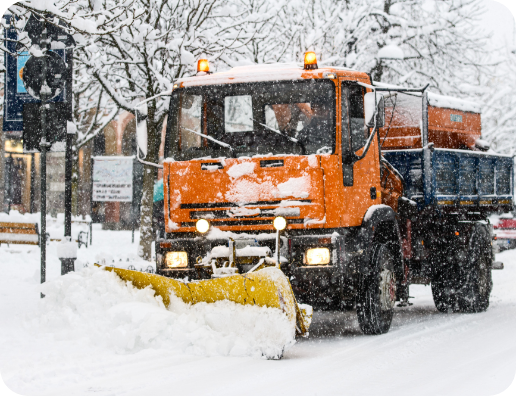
(0, 222, 40, 246)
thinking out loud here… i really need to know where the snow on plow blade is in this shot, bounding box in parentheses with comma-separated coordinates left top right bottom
(99, 265, 312, 337)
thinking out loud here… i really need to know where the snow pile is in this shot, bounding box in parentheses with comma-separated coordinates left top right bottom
(32, 266, 295, 359)
(275, 176, 310, 198)
(225, 175, 310, 202)
(56, 237, 78, 259)
(228, 207, 261, 217)
(377, 44, 404, 59)
(373, 81, 482, 113)
(0, 210, 39, 224)
(427, 92, 482, 113)
(225, 178, 276, 202)
(0, 211, 91, 241)
(180, 65, 304, 87)
(227, 161, 256, 179)
(91, 253, 156, 273)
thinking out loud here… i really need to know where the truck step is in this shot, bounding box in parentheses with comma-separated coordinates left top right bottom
(492, 261, 504, 270)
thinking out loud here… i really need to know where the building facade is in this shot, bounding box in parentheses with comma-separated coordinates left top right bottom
(1, 111, 148, 229)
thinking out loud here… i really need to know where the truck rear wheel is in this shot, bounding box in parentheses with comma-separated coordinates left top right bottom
(456, 225, 492, 313)
(431, 224, 492, 313)
(357, 243, 397, 335)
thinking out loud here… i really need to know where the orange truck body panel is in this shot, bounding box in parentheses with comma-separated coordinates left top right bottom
(427, 107, 481, 150)
(164, 67, 388, 235)
(380, 105, 481, 150)
(380, 161, 404, 212)
(164, 145, 382, 234)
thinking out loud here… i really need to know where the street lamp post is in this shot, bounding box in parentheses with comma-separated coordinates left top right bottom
(39, 23, 50, 297)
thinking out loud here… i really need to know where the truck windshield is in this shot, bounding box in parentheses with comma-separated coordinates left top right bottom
(167, 80, 336, 160)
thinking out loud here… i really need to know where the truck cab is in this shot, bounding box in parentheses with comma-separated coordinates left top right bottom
(155, 56, 404, 334)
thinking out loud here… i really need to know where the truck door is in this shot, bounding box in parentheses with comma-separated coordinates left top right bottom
(339, 81, 382, 227)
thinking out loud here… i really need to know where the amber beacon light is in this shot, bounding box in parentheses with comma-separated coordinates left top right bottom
(197, 59, 210, 73)
(304, 52, 318, 70)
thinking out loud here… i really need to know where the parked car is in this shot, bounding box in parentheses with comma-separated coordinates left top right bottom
(492, 212, 516, 251)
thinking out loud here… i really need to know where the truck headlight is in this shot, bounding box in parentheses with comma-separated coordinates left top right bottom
(165, 252, 188, 268)
(306, 248, 330, 265)
(196, 219, 210, 233)
(273, 216, 287, 231)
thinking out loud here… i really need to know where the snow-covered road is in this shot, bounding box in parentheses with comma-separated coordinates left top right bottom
(1, 228, 515, 396)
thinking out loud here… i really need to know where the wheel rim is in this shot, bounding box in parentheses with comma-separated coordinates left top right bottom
(478, 254, 489, 297)
(380, 269, 396, 310)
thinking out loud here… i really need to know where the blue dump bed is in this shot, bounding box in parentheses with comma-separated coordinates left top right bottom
(383, 148, 514, 213)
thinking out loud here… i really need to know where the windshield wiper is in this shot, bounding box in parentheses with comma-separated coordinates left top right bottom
(255, 120, 305, 154)
(182, 126, 235, 156)
(255, 120, 298, 143)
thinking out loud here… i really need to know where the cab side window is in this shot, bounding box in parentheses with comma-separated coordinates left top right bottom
(348, 86, 366, 152)
(341, 84, 366, 186)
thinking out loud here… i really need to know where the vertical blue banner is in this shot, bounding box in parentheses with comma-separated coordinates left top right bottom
(16, 52, 29, 93)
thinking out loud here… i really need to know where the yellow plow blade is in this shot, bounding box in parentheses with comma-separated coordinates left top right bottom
(99, 265, 312, 336)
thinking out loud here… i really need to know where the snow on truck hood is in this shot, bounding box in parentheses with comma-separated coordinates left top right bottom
(373, 81, 482, 113)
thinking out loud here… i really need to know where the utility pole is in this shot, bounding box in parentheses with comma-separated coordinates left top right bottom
(60, 120, 77, 275)
(65, 130, 73, 237)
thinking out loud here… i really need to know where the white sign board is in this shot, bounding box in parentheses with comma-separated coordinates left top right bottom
(92, 156, 133, 202)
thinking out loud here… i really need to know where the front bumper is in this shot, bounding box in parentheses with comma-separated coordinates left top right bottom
(156, 230, 357, 309)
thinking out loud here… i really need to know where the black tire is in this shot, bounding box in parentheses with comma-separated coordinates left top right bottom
(432, 281, 457, 313)
(456, 225, 492, 313)
(338, 298, 356, 311)
(431, 247, 459, 313)
(510, 240, 516, 251)
(357, 243, 397, 335)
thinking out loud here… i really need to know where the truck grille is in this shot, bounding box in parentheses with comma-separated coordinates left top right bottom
(180, 199, 311, 209)
(181, 219, 305, 227)
(190, 207, 301, 220)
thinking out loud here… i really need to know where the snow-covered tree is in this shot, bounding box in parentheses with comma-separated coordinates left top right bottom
(227, 0, 355, 65)
(481, 46, 516, 155)
(71, 0, 253, 259)
(357, 0, 493, 95)
(73, 76, 118, 150)
(5, 0, 255, 259)
(263, 0, 494, 98)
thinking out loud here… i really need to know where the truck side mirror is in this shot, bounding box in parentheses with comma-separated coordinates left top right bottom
(135, 103, 148, 158)
(364, 93, 385, 129)
(376, 96, 385, 128)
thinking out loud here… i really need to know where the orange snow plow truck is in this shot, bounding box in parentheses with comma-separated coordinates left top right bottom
(125, 52, 512, 338)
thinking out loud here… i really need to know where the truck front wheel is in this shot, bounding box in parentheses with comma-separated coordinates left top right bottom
(357, 243, 397, 335)
(431, 253, 458, 313)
